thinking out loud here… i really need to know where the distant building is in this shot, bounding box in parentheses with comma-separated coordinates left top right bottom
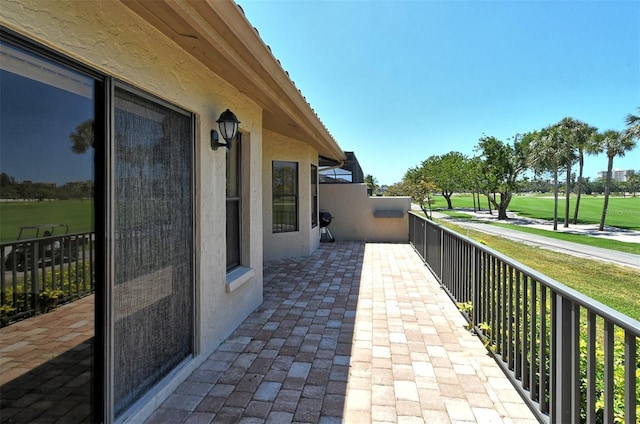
(597, 169, 633, 182)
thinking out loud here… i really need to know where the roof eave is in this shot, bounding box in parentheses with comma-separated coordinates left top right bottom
(120, 0, 346, 162)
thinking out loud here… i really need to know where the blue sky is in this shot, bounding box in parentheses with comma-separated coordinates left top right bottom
(0, 67, 94, 185)
(239, 0, 640, 185)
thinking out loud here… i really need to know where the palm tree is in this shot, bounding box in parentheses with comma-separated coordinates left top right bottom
(556, 118, 599, 225)
(555, 119, 577, 228)
(364, 174, 379, 196)
(594, 129, 637, 231)
(528, 126, 570, 231)
(69, 119, 95, 153)
(625, 107, 640, 140)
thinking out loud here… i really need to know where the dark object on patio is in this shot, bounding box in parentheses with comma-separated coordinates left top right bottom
(320, 211, 335, 242)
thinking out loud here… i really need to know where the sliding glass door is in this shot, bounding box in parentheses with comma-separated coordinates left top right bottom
(1, 38, 195, 421)
(112, 87, 194, 416)
(0, 40, 98, 423)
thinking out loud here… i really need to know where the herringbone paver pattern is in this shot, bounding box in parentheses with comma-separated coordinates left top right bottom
(146, 242, 538, 424)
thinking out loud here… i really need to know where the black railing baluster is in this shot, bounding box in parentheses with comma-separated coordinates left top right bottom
(472, 246, 479, 329)
(604, 320, 614, 424)
(490, 256, 496, 349)
(624, 330, 636, 424)
(552, 294, 571, 423)
(500, 261, 505, 355)
(530, 278, 538, 402)
(571, 302, 580, 422)
(508, 266, 515, 371)
(540, 286, 548, 414)
(481, 251, 488, 330)
(0, 245, 5, 307)
(69, 236, 75, 294)
(514, 269, 520, 375)
(521, 273, 528, 388)
(587, 312, 597, 424)
(31, 242, 40, 315)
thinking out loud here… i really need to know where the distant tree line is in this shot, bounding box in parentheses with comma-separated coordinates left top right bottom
(384, 108, 640, 231)
(0, 173, 93, 201)
(516, 173, 639, 197)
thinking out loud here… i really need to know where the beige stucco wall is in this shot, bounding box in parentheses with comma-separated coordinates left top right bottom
(319, 184, 411, 242)
(262, 129, 320, 261)
(1, 0, 263, 415)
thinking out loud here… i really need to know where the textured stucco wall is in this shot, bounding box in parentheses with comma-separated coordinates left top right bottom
(1, 0, 263, 373)
(262, 129, 320, 261)
(319, 184, 411, 242)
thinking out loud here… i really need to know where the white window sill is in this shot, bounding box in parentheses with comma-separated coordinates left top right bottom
(226, 266, 254, 293)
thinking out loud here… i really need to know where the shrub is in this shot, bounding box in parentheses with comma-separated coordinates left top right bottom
(0, 261, 94, 326)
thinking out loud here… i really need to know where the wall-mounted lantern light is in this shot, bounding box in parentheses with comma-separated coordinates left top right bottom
(211, 109, 240, 150)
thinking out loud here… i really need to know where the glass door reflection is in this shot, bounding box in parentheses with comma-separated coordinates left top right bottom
(0, 41, 96, 423)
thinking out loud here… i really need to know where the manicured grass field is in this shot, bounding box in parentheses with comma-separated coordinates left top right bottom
(0, 200, 93, 242)
(435, 194, 640, 231)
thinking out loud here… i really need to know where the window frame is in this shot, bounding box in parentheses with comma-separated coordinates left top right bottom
(311, 164, 318, 228)
(226, 133, 242, 271)
(272, 160, 299, 233)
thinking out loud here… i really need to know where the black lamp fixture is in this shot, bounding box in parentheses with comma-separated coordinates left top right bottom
(211, 109, 240, 150)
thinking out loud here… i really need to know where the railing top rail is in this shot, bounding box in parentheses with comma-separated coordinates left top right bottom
(0, 230, 93, 246)
(409, 211, 640, 335)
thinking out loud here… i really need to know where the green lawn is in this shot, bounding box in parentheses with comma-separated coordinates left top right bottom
(0, 200, 93, 242)
(435, 194, 640, 230)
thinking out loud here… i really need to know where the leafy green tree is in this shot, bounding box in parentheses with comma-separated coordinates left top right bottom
(385, 181, 406, 196)
(519, 176, 552, 193)
(402, 167, 437, 219)
(474, 134, 529, 220)
(0, 172, 18, 199)
(591, 177, 608, 195)
(592, 129, 637, 231)
(420, 152, 467, 209)
(625, 170, 640, 196)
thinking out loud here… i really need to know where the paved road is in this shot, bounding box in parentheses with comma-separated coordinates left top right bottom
(430, 212, 640, 270)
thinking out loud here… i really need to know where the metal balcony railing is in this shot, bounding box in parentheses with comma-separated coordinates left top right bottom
(409, 212, 639, 424)
(0, 232, 95, 325)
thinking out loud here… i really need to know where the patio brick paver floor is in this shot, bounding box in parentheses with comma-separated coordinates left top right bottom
(0, 295, 94, 422)
(146, 242, 539, 424)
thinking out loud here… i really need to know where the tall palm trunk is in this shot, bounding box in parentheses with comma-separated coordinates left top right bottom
(572, 152, 584, 224)
(564, 166, 571, 228)
(552, 167, 559, 231)
(599, 156, 614, 231)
